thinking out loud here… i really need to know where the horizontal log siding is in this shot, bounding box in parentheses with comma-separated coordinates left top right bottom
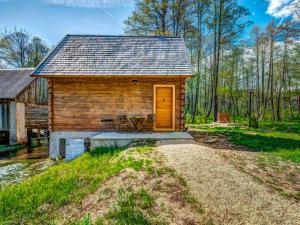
(51, 78, 183, 131)
(25, 104, 48, 129)
(16, 77, 48, 130)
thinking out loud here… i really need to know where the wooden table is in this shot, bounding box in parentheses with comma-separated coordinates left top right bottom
(130, 117, 145, 132)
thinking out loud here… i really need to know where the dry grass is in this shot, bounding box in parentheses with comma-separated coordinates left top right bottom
(158, 140, 300, 225)
(217, 149, 300, 201)
(57, 146, 211, 225)
(191, 131, 300, 200)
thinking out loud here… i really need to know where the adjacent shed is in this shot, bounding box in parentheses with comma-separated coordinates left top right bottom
(0, 69, 48, 144)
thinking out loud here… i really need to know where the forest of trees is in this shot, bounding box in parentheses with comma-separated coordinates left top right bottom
(125, 0, 300, 125)
(0, 0, 299, 126)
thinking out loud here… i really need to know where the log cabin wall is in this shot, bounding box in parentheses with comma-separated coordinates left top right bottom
(50, 77, 186, 131)
(16, 77, 48, 129)
(17, 78, 48, 104)
(25, 104, 48, 129)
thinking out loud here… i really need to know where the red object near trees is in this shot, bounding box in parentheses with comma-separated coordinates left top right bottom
(217, 112, 230, 123)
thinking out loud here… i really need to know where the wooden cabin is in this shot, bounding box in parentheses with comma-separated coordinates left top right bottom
(32, 35, 192, 158)
(0, 69, 48, 144)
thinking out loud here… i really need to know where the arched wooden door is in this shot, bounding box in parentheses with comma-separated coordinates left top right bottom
(153, 85, 175, 131)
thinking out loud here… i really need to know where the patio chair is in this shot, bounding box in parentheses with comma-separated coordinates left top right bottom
(144, 114, 156, 132)
(100, 117, 116, 131)
(117, 115, 132, 132)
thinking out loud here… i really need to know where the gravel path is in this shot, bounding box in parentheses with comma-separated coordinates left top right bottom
(157, 140, 300, 225)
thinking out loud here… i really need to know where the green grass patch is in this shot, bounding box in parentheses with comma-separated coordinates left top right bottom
(69, 214, 104, 225)
(74, 188, 161, 225)
(259, 121, 300, 134)
(107, 189, 154, 225)
(134, 142, 155, 154)
(192, 123, 300, 163)
(0, 145, 152, 224)
(0, 144, 25, 153)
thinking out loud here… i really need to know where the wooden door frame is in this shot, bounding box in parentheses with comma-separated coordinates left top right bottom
(153, 84, 176, 131)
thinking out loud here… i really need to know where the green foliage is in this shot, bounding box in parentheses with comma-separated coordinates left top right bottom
(108, 189, 154, 225)
(0, 28, 49, 67)
(249, 116, 259, 128)
(185, 113, 214, 124)
(182, 191, 198, 205)
(259, 121, 300, 134)
(68, 214, 104, 225)
(0, 144, 24, 153)
(197, 123, 300, 163)
(0, 145, 151, 224)
(74, 214, 93, 225)
(134, 143, 155, 154)
(124, 0, 191, 36)
(186, 113, 250, 125)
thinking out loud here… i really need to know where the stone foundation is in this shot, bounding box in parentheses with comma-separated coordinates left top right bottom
(49, 131, 193, 160)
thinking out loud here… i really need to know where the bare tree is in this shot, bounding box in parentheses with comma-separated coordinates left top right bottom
(0, 28, 30, 67)
(0, 28, 49, 68)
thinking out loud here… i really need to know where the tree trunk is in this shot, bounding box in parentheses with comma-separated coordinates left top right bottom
(213, 0, 223, 122)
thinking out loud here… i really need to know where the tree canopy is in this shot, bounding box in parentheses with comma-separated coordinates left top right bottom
(125, 0, 300, 123)
(0, 28, 49, 68)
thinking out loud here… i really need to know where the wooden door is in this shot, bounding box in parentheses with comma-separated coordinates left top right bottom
(154, 85, 175, 131)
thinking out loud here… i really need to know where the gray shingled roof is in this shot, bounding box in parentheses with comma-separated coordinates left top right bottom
(33, 35, 192, 76)
(0, 68, 35, 99)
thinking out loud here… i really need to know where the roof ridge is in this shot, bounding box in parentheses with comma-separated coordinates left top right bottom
(66, 34, 181, 38)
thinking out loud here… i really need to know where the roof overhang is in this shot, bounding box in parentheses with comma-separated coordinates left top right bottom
(0, 98, 14, 103)
(31, 35, 193, 78)
(31, 74, 193, 79)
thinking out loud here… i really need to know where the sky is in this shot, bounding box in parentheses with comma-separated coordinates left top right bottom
(0, 0, 298, 45)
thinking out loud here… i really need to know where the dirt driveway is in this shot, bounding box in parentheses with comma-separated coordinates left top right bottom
(157, 140, 300, 225)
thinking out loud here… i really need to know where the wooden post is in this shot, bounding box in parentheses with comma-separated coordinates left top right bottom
(59, 138, 66, 158)
(84, 138, 91, 152)
(46, 129, 50, 147)
(27, 129, 32, 153)
(37, 129, 41, 146)
(180, 81, 186, 131)
(48, 79, 53, 132)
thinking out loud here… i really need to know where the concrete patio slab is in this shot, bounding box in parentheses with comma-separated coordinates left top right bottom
(49, 131, 193, 159)
(90, 132, 193, 148)
(91, 132, 193, 140)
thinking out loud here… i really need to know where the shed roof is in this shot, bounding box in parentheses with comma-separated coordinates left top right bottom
(0, 68, 35, 99)
(32, 35, 192, 77)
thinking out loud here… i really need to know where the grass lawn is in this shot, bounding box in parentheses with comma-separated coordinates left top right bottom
(0, 142, 206, 224)
(0, 145, 148, 224)
(189, 121, 300, 163)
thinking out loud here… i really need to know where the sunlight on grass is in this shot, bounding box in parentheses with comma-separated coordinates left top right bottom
(273, 149, 300, 163)
(191, 122, 300, 163)
(107, 188, 155, 225)
(0, 145, 151, 224)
